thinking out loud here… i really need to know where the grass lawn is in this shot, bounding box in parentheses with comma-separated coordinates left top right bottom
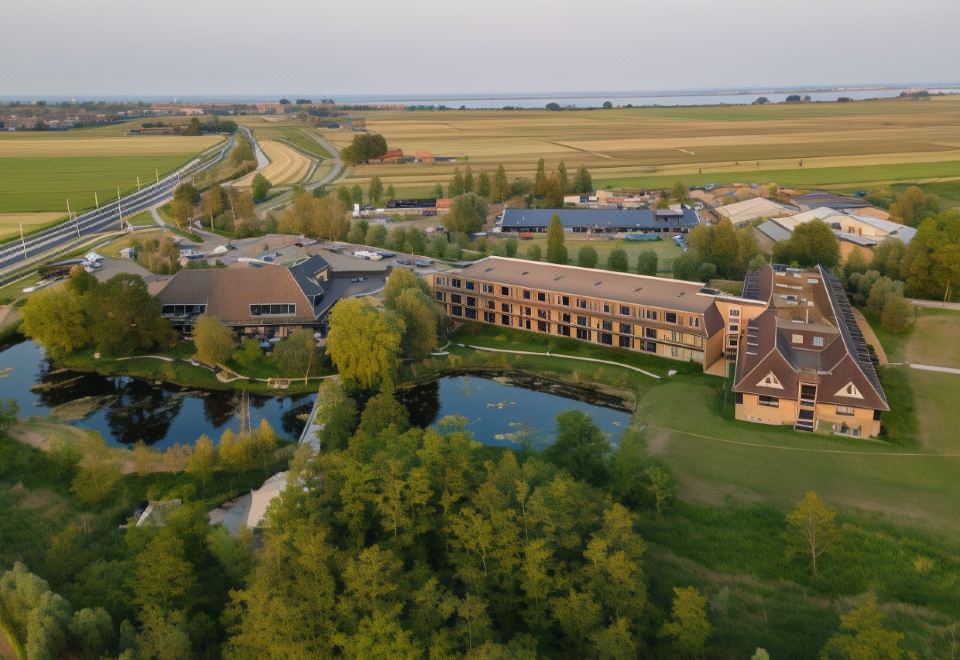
(891, 180, 960, 208)
(504, 235, 683, 273)
(901, 308, 960, 368)
(125, 210, 156, 227)
(0, 212, 66, 241)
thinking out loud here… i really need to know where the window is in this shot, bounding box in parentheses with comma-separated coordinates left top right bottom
(500, 286, 510, 296)
(537, 309, 549, 320)
(618, 336, 631, 348)
(836, 382, 864, 399)
(501, 303, 511, 313)
(250, 304, 296, 316)
(837, 405, 855, 416)
(577, 315, 588, 327)
(728, 324, 739, 333)
(577, 299, 588, 310)
(465, 308, 477, 320)
(435, 277, 444, 286)
(759, 372, 783, 389)
(450, 294, 462, 304)
(599, 332, 613, 345)
(485, 300, 495, 309)
(619, 323, 632, 335)
(537, 292, 546, 302)
(813, 336, 824, 347)
(559, 325, 571, 337)
(576, 328, 590, 340)
(619, 305, 631, 317)
(452, 305, 463, 317)
(435, 292, 445, 302)
(671, 330, 683, 343)
(643, 341, 657, 353)
(162, 304, 207, 316)
(645, 327, 657, 339)
(792, 334, 803, 344)
(465, 281, 475, 291)
(645, 310, 658, 321)
(601, 320, 613, 331)
(466, 297, 476, 307)
(481, 283, 494, 294)
(728, 337, 738, 346)
(451, 278, 462, 289)
(523, 307, 532, 317)
(483, 311, 496, 323)
(689, 317, 700, 328)
(537, 321, 548, 332)
(501, 315, 510, 326)
(602, 303, 611, 314)
(665, 312, 677, 324)
(561, 313, 571, 323)
(522, 290, 531, 300)
(735, 392, 743, 404)
(560, 295, 570, 306)
(758, 395, 779, 408)
(729, 308, 740, 318)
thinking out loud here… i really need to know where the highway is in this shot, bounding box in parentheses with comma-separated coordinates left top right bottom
(0, 136, 234, 274)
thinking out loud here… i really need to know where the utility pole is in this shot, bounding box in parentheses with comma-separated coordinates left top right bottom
(67, 198, 79, 238)
(136, 176, 141, 191)
(94, 191, 99, 208)
(155, 168, 159, 183)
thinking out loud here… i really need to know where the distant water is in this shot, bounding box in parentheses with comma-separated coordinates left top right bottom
(5, 86, 958, 109)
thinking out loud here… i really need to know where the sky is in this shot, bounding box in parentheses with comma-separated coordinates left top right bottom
(2, 0, 958, 98)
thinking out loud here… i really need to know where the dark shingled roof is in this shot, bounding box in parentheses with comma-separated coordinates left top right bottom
(792, 191, 871, 210)
(499, 206, 701, 231)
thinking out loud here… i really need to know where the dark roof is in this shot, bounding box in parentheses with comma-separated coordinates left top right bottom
(499, 206, 700, 230)
(792, 191, 870, 210)
(288, 255, 330, 298)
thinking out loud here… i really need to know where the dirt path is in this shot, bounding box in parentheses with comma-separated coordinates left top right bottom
(853, 309, 887, 365)
(234, 140, 312, 187)
(908, 298, 960, 311)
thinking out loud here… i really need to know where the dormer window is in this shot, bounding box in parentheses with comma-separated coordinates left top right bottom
(835, 382, 864, 399)
(758, 371, 783, 390)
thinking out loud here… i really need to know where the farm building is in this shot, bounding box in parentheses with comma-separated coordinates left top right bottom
(368, 148, 404, 164)
(415, 150, 434, 164)
(155, 255, 385, 338)
(496, 206, 700, 234)
(714, 197, 796, 226)
(734, 264, 888, 437)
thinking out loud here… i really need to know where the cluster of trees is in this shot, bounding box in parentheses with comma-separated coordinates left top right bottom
(170, 181, 263, 237)
(447, 164, 512, 203)
(326, 269, 444, 390)
(446, 193, 489, 234)
(184, 117, 238, 135)
(672, 218, 763, 282)
(541, 216, 659, 274)
(888, 186, 941, 226)
(193, 316, 323, 381)
(844, 268, 914, 333)
(131, 235, 181, 274)
(772, 218, 841, 269)
(340, 133, 389, 165)
(222, 384, 718, 658)
(277, 189, 350, 240)
(22, 270, 174, 359)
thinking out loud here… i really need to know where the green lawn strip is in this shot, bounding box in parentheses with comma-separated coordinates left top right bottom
(125, 210, 155, 227)
(901, 308, 960, 368)
(891, 180, 960, 208)
(639, 376, 960, 540)
(504, 235, 682, 272)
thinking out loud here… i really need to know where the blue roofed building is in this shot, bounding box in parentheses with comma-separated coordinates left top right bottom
(497, 206, 701, 234)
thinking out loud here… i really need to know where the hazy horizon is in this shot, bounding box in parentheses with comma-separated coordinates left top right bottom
(2, 0, 958, 97)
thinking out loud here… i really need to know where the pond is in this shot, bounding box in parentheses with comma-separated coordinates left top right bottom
(0, 340, 315, 449)
(398, 374, 631, 449)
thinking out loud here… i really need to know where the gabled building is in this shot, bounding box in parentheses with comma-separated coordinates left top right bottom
(733, 264, 888, 437)
(156, 255, 384, 337)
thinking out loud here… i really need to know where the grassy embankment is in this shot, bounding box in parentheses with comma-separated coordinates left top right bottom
(325, 97, 960, 199)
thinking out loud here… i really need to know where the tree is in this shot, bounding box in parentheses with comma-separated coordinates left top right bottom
(636, 250, 658, 276)
(881, 294, 913, 333)
(21, 288, 90, 358)
(448, 167, 465, 197)
(202, 184, 224, 225)
(902, 212, 960, 301)
(871, 239, 906, 280)
(844, 247, 870, 278)
(820, 594, 908, 660)
(543, 174, 564, 207)
(392, 288, 439, 361)
(544, 410, 611, 486)
(556, 161, 570, 194)
(315, 379, 358, 451)
(773, 219, 840, 268)
(659, 586, 711, 657)
(546, 214, 567, 264)
(534, 159, 547, 197)
(785, 491, 837, 577)
(602, 101, 613, 109)
(672, 180, 687, 203)
(504, 237, 518, 257)
(574, 165, 593, 194)
(644, 466, 674, 519)
(368, 176, 384, 206)
(185, 117, 201, 135)
(327, 299, 403, 390)
(526, 244, 542, 261)
(351, 184, 364, 206)
(187, 434, 217, 484)
(341, 133, 388, 165)
(889, 186, 940, 226)
(434, 182, 444, 198)
(193, 315, 235, 366)
(578, 246, 598, 268)
(338, 187, 353, 208)
(251, 173, 271, 202)
(463, 166, 475, 194)
(446, 193, 488, 234)
(71, 450, 122, 506)
(386, 184, 396, 201)
(477, 171, 491, 199)
(492, 164, 509, 203)
(273, 328, 321, 383)
(607, 248, 628, 272)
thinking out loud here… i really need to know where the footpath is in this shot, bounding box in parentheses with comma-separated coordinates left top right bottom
(458, 343, 662, 380)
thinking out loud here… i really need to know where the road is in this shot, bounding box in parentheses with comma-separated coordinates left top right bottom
(908, 298, 960, 311)
(0, 136, 234, 275)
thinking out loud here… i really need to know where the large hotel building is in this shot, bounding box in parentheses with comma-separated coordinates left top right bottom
(431, 257, 888, 438)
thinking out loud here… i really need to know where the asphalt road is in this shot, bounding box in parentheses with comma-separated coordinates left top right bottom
(0, 136, 234, 274)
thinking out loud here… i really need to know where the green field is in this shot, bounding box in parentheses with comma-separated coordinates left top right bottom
(505, 235, 683, 272)
(327, 96, 960, 197)
(0, 127, 222, 239)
